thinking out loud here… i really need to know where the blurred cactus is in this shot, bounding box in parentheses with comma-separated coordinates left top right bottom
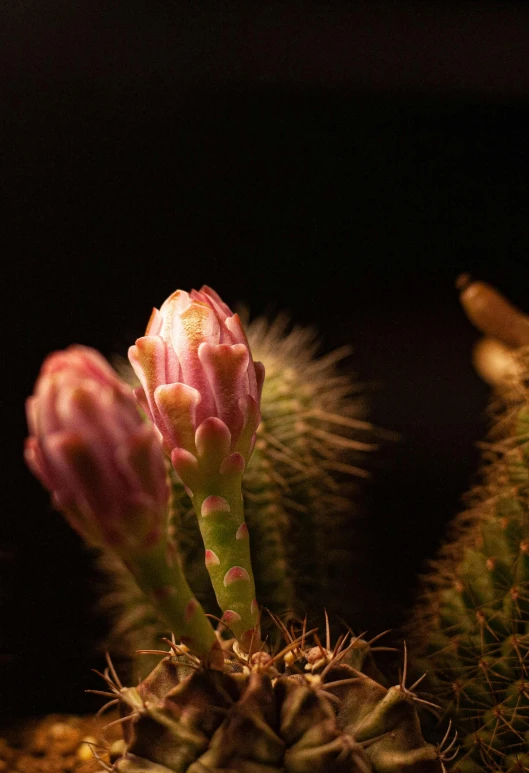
(410, 279, 529, 771)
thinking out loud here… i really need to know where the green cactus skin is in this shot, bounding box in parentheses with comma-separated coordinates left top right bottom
(97, 633, 444, 773)
(98, 315, 376, 669)
(170, 415, 262, 652)
(410, 348, 529, 772)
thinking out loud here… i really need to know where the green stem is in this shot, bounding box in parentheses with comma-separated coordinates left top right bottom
(126, 541, 221, 667)
(192, 479, 261, 652)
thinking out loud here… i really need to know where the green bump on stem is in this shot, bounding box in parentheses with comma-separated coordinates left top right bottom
(126, 541, 220, 666)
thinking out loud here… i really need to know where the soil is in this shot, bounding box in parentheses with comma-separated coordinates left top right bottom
(0, 713, 123, 773)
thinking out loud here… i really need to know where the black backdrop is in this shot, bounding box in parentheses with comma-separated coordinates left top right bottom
(2, 2, 529, 722)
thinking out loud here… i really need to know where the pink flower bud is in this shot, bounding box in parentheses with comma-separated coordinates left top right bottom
(129, 286, 265, 462)
(25, 346, 169, 555)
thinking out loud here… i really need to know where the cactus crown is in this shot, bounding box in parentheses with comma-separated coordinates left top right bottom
(95, 621, 445, 773)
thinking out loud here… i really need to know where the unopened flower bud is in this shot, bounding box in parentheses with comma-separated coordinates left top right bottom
(129, 286, 264, 465)
(129, 287, 263, 650)
(25, 345, 169, 556)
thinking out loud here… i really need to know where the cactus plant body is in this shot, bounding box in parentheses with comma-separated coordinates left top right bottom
(99, 629, 445, 773)
(25, 285, 443, 773)
(410, 281, 529, 771)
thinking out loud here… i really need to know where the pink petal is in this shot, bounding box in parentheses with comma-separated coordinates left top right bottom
(55, 384, 117, 471)
(198, 342, 250, 443)
(234, 395, 261, 461)
(155, 292, 188, 356)
(115, 425, 168, 509)
(35, 376, 62, 435)
(224, 314, 249, 346)
(131, 387, 151, 424)
(160, 289, 191, 319)
(128, 336, 169, 433)
(24, 437, 53, 490)
(198, 285, 233, 319)
(43, 346, 122, 392)
(44, 432, 115, 516)
(145, 307, 162, 336)
(170, 447, 200, 492)
(154, 382, 200, 454)
(195, 417, 231, 465)
(25, 395, 38, 435)
(224, 315, 260, 399)
(165, 343, 181, 384)
(132, 386, 166, 449)
(169, 301, 218, 422)
(75, 346, 128, 391)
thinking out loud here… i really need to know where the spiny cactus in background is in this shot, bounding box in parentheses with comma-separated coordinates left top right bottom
(245, 314, 375, 622)
(98, 312, 377, 669)
(96, 625, 446, 773)
(409, 278, 529, 772)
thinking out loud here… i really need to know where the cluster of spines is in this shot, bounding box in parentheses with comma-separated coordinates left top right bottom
(91, 623, 447, 773)
(410, 347, 529, 772)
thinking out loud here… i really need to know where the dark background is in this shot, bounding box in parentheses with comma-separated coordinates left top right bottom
(2, 2, 529, 721)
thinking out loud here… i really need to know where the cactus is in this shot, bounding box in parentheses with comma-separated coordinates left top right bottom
(25, 284, 443, 772)
(409, 279, 529, 771)
(94, 625, 444, 773)
(98, 313, 377, 669)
